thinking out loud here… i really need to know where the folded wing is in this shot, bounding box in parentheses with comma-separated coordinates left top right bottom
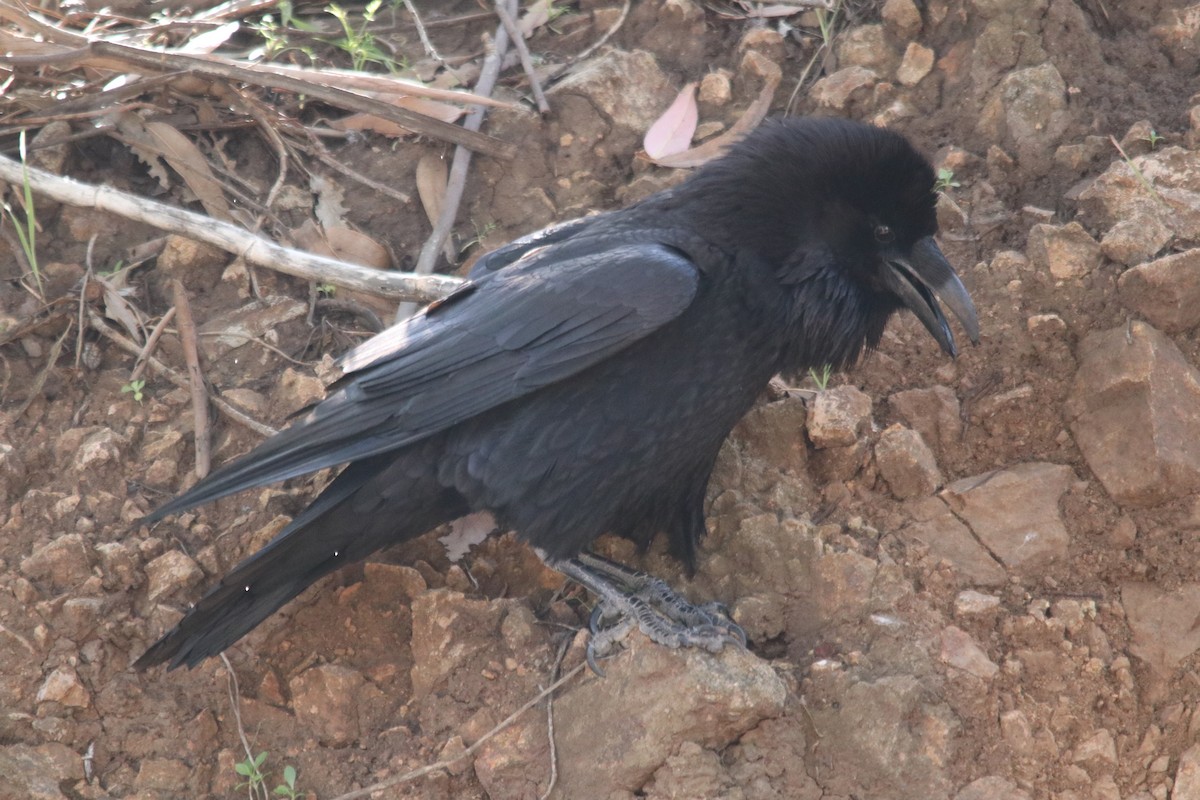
(145, 243, 700, 521)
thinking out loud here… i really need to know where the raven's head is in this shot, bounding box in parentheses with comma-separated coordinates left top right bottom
(685, 117, 979, 366)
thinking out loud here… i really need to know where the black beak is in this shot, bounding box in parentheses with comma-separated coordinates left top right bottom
(883, 237, 980, 357)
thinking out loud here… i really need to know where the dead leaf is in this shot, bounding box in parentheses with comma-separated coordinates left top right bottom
(291, 219, 389, 269)
(416, 152, 448, 230)
(94, 271, 146, 344)
(645, 82, 699, 162)
(652, 58, 781, 169)
(310, 174, 348, 231)
(440, 511, 499, 562)
(520, 0, 553, 36)
(331, 96, 464, 138)
(116, 113, 232, 220)
(178, 20, 240, 54)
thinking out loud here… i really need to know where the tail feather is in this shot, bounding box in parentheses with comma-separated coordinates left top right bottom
(136, 453, 467, 669)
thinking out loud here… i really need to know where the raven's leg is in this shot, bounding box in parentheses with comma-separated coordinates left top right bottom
(552, 552, 745, 674)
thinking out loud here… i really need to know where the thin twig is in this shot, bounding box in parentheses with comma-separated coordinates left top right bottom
(0, 153, 461, 303)
(88, 309, 278, 438)
(170, 279, 211, 479)
(404, 0, 446, 67)
(494, 0, 550, 114)
(130, 306, 177, 384)
(546, 0, 632, 82)
(538, 635, 573, 800)
(219, 652, 263, 794)
(305, 138, 412, 204)
(397, 0, 517, 321)
(14, 322, 71, 418)
(328, 660, 587, 800)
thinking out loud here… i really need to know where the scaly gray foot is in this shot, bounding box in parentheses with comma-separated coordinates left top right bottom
(555, 552, 746, 675)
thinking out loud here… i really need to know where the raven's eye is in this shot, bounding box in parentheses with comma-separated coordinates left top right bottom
(874, 225, 894, 243)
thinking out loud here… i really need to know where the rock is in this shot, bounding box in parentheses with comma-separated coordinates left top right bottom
(641, 742, 732, 800)
(1118, 249, 1200, 331)
(698, 69, 732, 108)
(0, 441, 24, 503)
(726, 716, 823, 798)
(36, 665, 90, 708)
(1122, 582, 1200, 676)
(889, 385, 962, 453)
(198, 296, 307, 360)
(881, 0, 922, 38)
(1101, 214, 1172, 266)
(808, 386, 873, 448)
(955, 590, 1001, 616)
(95, 542, 139, 592)
(836, 25, 898, 75)
(134, 757, 192, 791)
(551, 49, 674, 140)
(940, 625, 999, 679)
(1072, 729, 1117, 765)
(956, 775, 1032, 800)
(980, 63, 1071, 173)
(1000, 710, 1034, 756)
(156, 234, 228, 289)
(1175, 743, 1200, 800)
(805, 672, 955, 799)
(73, 428, 127, 470)
(875, 425, 941, 499)
(1027, 221, 1101, 281)
(1077, 147, 1200, 245)
(732, 397, 808, 473)
(898, 500, 1006, 586)
(941, 462, 1074, 573)
(144, 550, 204, 603)
(551, 633, 785, 797)
(811, 66, 878, 111)
(410, 587, 508, 700)
(897, 43, 935, 86)
(0, 743, 84, 800)
(289, 663, 366, 746)
(1151, 6, 1200, 71)
(1067, 321, 1200, 506)
(278, 368, 327, 416)
(21, 534, 93, 590)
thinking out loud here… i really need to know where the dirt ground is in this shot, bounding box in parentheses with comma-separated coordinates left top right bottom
(3, 0, 1200, 798)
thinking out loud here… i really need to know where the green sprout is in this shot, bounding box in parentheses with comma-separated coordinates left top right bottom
(234, 751, 269, 798)
(808, 364, 833, 390)
(1144, 129, 1165, 150)
(316, 282, 337, 297)
(2, 130, 43, 297)
(327, 0, 397, 72)
(121, 379, 147, 404)
(934, 168, 961, 193)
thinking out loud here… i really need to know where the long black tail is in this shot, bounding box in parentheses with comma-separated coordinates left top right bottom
(136, 452, 467, 670)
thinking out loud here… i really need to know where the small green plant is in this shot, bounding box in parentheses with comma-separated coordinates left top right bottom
(121, 379, 147, 404)
(934, 167, 961, 193)
(815, 0, 842, 50)
(273, 764, 300, 799)
(1143, 129, 1165, 150)
(251, 1, 318, 62)
(2, 130, 43, 297)
(327, 0, 397, 71)
(808, 364, 833, 390)
(316, 282, 337, 297)
(235, 751, 269, 798)
(233, 751, 300, 800)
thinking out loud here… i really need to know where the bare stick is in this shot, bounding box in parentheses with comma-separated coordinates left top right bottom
(494, 0, 550, 114)
(88, 310, 277, 438)
(404, 0, 446, 67)
(538, 635, 573, 800)
(130, 307, 177, 384)
(396, 0, 517, 320)
(170, 279, 211, 479)
(0, 153, 463, 303)
(328, 660, 587, 800)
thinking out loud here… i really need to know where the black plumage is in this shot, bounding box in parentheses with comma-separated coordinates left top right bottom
(136, 117, 978, 670)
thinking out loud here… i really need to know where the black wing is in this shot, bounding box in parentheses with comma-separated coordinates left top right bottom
(146, 242, 700, 521)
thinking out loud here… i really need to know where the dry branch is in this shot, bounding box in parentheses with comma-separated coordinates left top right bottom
(0, 153, 464, 304)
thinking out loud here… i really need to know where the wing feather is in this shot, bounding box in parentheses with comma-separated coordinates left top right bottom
(146, 243, 699, 521)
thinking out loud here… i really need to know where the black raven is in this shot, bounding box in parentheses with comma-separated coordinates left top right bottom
(135, 117, 978, 671)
